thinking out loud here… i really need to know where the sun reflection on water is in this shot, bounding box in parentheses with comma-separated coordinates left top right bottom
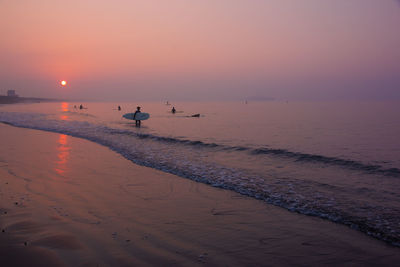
(60, 102, 69, 121)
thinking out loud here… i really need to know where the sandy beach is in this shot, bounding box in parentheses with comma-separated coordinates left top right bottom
(0, 123, 399, 266)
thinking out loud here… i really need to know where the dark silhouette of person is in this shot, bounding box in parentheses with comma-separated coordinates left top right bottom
(133, 106, 141, 127)
(171, 107, 176, 114)
(79, 104, 83, 110)
(118, 105, 121, 111)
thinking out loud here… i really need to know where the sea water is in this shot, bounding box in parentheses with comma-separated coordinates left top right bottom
(1, 101, 399, 246)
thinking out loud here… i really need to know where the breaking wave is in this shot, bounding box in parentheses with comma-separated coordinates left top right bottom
(109, 128, 400, 177)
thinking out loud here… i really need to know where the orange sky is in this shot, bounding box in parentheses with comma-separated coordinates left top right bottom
(1, 0, 400, 101)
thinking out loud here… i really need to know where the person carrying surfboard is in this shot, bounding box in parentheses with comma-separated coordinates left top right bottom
(133, 106, 141, 127)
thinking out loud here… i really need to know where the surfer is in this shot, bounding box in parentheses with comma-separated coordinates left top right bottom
(133, 106, 141, 127)
(118, 105, 121, 111)
(171, 107, 176, 114)
(79, 104, 83, 110)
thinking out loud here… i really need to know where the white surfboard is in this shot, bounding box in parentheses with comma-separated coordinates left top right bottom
(122, 112, 150, 120)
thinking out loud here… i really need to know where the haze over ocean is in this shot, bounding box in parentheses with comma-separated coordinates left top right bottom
(1, 0, 400, 101)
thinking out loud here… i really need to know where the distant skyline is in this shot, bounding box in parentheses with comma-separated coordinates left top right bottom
(1, 0, 399, 101)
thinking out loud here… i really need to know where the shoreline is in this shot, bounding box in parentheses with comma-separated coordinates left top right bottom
(0, 123, 399, 266)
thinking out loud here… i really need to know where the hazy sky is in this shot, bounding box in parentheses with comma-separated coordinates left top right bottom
(1, 0, 399, 101)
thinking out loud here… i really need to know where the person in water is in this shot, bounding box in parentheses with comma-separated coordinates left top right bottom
(79, 104, 83, 110)
(133, 106, 141, 127)
(118, 105, 121, 111)
(171, 107, 176, 114)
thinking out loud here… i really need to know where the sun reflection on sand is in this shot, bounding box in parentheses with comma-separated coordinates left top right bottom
(55, 134, 70, 176)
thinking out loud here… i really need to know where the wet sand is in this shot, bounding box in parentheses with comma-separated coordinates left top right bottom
(0, 123, 399, 266)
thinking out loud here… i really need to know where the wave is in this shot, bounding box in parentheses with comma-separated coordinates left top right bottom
(108, 128, 400, 178)
(251, 148, 400, 177)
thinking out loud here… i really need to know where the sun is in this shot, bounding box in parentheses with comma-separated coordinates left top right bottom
(60, 80, 67, 86)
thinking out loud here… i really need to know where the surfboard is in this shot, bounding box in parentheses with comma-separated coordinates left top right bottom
(122, 112, 150, 121)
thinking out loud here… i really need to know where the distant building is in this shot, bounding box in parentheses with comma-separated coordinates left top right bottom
(7, 90, 18, 97)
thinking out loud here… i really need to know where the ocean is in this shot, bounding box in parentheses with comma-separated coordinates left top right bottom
(1, 100, 399, 246)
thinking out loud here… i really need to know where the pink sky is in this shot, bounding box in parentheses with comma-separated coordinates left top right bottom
(1, 0, 399, 101)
